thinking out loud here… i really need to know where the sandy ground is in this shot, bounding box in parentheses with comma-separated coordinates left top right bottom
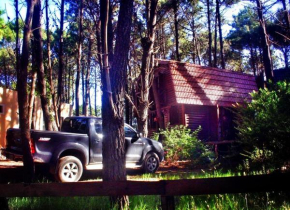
(0, 159, 23, 168)
(0, 158, 194, 183)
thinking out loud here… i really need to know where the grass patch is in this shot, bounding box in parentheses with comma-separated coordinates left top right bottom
(8, 192, 290, 210)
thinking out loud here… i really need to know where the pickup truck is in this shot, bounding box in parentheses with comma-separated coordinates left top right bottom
(2, 116, 164, 182)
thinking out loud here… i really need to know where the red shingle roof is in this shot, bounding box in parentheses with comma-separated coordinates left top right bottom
(155, 60, 258, 107)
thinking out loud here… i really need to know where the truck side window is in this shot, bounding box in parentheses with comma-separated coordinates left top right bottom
(78, 120, 87, 133)
(61, 118, 87, 133)
(71, 119, 87, 134)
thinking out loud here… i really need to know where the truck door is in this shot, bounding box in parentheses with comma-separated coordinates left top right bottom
(125, 125, 143, 163)
(89, 119, 103, 163)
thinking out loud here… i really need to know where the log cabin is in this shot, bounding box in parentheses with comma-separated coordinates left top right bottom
(149, 60, 258, 149)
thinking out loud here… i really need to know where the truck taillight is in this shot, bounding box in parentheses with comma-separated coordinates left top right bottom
(30, 139, 36, 154)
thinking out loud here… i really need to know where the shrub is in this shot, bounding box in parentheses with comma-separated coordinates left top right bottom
(235, 81, 290, 171)
(156, 125, 215, 168)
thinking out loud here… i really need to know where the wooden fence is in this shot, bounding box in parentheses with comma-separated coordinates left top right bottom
(0, 173, 290, 210)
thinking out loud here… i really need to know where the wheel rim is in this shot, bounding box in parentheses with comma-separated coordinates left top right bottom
(146, 156, 157, 172)
(61, 162, 79, 181)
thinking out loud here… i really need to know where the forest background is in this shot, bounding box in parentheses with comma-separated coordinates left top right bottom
(0, 0, 287, 124)
(0, 0, 289, 208)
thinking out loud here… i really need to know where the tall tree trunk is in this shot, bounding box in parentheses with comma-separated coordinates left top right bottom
(18, 0, 36, 183)
(82, 63, 85, 114)
(64, 56, 68, 103)
(57, 0, 65, 126)
(206, 0, 212, 66)
(15, 0, 20, 86)
(95, 68, 98, 116)
(125, 82, 130, 124)
(249, 43, 257, 76)
(31, 99, 36, 129)
(191, 19, 196, 64)
(89, 93, 92, 115)
(101, 0, 133, 208)
(32, 0, 53, 131)
(85, 36, 93, 116)
(283, 48, 289, 69)
(137, 0, 158, 138)
(216, 0, 225, 69)
(213, 12, 218, 67)
(281, 0, 290, 29)
(46, 0, 59, 130)
(28, 71, 37, 129)
(68, 65, 71, 103)
(75, 0, 84, 116)
(0, 197, 8, 210)
(256, 0, 274, 82)
(173, 0, 180, 61)
(3, 57, 7, 88)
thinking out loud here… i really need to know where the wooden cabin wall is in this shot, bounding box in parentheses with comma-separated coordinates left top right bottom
(184, 104, 218, 141)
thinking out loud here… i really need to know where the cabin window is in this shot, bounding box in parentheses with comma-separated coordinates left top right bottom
(0, 105, 3, 114)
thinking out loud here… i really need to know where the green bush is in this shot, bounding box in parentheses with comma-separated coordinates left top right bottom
(235, 81, 290, 171)
(156, 125, 215, 168)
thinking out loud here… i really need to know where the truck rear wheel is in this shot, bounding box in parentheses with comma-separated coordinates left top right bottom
(56, 156, 83, 182)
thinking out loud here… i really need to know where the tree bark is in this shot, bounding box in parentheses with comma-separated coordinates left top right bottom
(0, 197, 9, 210)
(283, 48, 289, 69)
(206, 0, 212, 66)
(85, 36, 93, 116)
(75, 0, 84, 116)
(32, 0, 53, 131)
(136, 0, 158, 138)
(173, 0, 180, 61)
(15, 0, 20, 87)
(18, 0, 36, 183)
(281, 0, 290, 29)
(28, 71, 37, 129)
(101, 0, 133, 208)
(46, 0, 59, 130)
(57, 0, 65, 126)
(82, 63, 85, 115)
(214, 12, 218, 68)
(216, 0, 225, 69)
(256, 0, 274, 82)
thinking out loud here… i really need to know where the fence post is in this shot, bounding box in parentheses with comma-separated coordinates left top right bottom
(0, 197, 9, 210)
(161, 196, 175, 210)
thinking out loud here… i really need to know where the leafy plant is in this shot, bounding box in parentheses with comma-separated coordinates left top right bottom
(156, 125, 215, 168)
(234, 81, 290, 171)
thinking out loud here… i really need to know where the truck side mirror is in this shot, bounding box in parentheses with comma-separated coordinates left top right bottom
(131, 132, 140, 143)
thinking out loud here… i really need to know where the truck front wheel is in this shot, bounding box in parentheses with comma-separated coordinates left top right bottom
(142, 152, 160, 173)
(55, 156, 83, 182)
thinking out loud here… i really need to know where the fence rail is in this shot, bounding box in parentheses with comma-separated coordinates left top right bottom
(1, 173, 290, 209)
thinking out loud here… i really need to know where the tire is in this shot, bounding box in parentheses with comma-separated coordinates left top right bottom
(55, 156, 83, 182)
(142, 152, 160, 173)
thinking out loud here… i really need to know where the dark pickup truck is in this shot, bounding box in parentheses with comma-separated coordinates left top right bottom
(2, 116, 164, 182)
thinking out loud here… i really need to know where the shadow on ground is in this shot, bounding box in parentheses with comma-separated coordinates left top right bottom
(0, 160, 146, 183)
